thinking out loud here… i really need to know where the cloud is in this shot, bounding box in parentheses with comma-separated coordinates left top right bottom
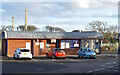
(1, 1, 118, 31)
(0, 9, 6, 12)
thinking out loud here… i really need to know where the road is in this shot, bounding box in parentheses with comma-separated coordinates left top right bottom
(1, 55, 120, 75)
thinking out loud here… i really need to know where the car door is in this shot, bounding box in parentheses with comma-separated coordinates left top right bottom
(79, 48, 83, 56)
(16, 49, 20, 56)
(80, 48, 85, 57)
(49, 49, 54, 57)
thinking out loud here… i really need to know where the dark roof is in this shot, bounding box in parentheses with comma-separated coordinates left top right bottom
(1, 31, 103, 39)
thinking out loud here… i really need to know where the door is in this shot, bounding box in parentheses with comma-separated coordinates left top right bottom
(26, 42, 30, 50)
(80, 48, 84, 57)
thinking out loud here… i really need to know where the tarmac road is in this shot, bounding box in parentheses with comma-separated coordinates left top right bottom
(1, 55, 119, 75)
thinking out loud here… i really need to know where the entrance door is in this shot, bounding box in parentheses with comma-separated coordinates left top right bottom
(26, 42, 30, 50)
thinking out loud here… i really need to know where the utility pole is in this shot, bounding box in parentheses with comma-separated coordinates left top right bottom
(25, 8, 27, 31)
(12, 16, 14, 31)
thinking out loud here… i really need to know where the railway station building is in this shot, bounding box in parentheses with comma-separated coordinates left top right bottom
(1, 31, 103, 57)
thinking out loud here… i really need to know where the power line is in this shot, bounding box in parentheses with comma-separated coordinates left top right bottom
(105, 0, 119, 5)
(96, 0, 119, 7)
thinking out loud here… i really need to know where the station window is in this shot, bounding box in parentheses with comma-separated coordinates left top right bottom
(61, 40, 79, 49)
(47, 39, 56, 44)
(47, 39, 51, 44)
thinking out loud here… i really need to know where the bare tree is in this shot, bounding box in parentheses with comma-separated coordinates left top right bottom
(45, 26, 65, 32)
(85, 21, 108, 34)
(1, 25, 12, 31)
(85, 21, 117, 43)
(18, 25, 37, 31)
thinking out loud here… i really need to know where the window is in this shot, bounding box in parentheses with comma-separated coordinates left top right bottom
(40, 42, 44, 49)
(47, 39, 56, 44)
(66, 43, 70, 48)
(61, 40, 79, 49)
(74, 43, 79, 47)
(51, 39, 56, 43)
(35, 39, 39, 42)
(81, 48, 82, 51)
(47, 39, 51, 44)
(26, 42, 30, 50)
(61, 42, 65, 49)
(20, 49, 30, 52)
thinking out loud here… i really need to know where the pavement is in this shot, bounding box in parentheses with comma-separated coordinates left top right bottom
(0, 54, 118, 62)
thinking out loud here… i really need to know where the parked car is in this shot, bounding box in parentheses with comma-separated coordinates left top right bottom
(46, 48, 66, 59)
(13, 48, 32, 59)
(77, 48, 96, 59)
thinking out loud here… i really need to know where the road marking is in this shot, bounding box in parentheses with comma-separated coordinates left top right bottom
(32, 59, 86, 62)
(102, 65, 106, 67)
(94, 69, 100, 71)
(100, 68, 104, 70)
(107, 65, 118, 69)
(32, 59, 38, 61)
(35, 68, 44, 72)
(113, 62, 116, 64)
(87, 70, 93, 73)
(107, 63, 111, 64)
(114, 70, 118, 72)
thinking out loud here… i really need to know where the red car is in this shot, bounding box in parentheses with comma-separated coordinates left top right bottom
(46, 48, 66, 59)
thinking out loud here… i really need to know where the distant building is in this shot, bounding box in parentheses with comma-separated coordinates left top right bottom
(1, 31, 103, 57)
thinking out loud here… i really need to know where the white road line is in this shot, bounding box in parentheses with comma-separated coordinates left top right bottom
(114, 70, 118, 72)
(32, 59, 86, 62)
(102, 65, 106, 67)
(94, 69, 100, 71)
(87, 70, 93, 73)
(107, 66, 114, 69)
(32, 59, 38, 61)
(107, 63, 111, 64)
(100, 68, 104, 70)
(113, 62, 117, 64)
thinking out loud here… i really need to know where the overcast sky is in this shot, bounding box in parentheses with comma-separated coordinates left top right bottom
(0, 0, 119, 31)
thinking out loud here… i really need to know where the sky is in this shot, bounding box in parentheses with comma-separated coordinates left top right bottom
(0, 0, 119, 32)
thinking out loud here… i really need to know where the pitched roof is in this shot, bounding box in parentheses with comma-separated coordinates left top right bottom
(1, 31, 103, 39)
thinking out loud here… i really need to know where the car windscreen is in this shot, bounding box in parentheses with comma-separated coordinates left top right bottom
(84, 48, 92, 52)
(20, 49, 30, 52)
(54, 49, 61, 52)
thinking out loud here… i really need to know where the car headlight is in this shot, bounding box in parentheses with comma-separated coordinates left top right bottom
(93, 53, 96, 55)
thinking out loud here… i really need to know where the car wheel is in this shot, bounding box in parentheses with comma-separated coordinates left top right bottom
(46, 53, 48, 58)
(29, 58, 32, 60)
(13, 54, 16, 59)
(52, 55, 55, 59)
(83, 55, 87, 59)
(63, 57, 66, 59)
(17, 55, 19, 59)
(77, 55, 80, 58)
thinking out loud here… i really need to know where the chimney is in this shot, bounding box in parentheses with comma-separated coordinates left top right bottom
(25, 8, 27, 31)
(12, 16, 14, 31)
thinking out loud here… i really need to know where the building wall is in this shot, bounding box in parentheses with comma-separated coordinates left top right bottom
(2, 38, 102, 57)
(59, 39, 80, 55)
(2, 39, 7, 56)
(7, 39, 31, 57)
(33, 39, 56, 56)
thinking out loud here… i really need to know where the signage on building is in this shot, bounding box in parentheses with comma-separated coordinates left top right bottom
(26, 42, 30, 50)
(66, 43, 70, 48)
(40, 42, 44, 49)
(51, 39, 56, 43)
(74, 44, 79, 47)
(35, 42, 39, 45)
(46, 44, 50, 48)
(61, 42, 65, 49)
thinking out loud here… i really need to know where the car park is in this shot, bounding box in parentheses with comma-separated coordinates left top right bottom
(46, 48, 66, 59)
(77, 48, 96, 59)
(13, 48, 32, 59)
